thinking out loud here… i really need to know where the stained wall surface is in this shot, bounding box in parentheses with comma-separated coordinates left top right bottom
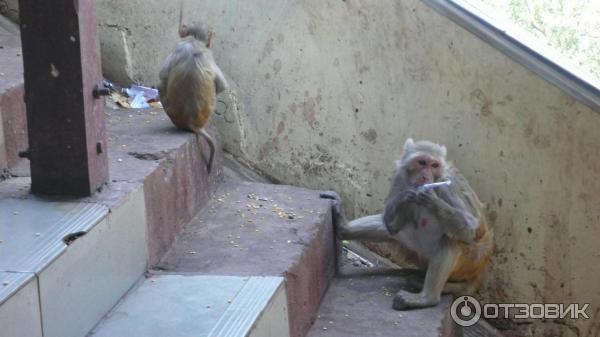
(96, 1, 600, 335)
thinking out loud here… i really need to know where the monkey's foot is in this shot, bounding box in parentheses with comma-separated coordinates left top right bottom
(319, 190, 343, 220)
(392, 290, 439, 310)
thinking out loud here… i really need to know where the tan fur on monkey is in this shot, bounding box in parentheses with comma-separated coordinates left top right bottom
(435, 165, 493, 288)
(158, 21, 227, 173)
(321, 138, 493, 310)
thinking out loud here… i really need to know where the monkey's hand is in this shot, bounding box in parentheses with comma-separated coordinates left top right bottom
(320, 190, 343, 217)
(415, 189, 440, 209)
(415, 184, 460, 212)
(422, 185, 479, 242)
(383, 189, 418, 233)
(424, 196, 477, 242)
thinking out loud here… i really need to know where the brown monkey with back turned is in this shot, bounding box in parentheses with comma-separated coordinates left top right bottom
(158, 20, 228, 173)
(321, 138, 493, 310)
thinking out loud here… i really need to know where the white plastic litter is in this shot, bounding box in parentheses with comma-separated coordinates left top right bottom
(130, 93, 150, 108)
(125, 84, 158, 100)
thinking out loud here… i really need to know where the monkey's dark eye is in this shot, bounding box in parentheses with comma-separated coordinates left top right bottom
(418, 160, 427, 166)
(432, 163, 440, 168)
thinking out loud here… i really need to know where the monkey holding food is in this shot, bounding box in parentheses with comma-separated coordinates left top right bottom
(158, 22, 228, 173)
(322, 138, 493, 310)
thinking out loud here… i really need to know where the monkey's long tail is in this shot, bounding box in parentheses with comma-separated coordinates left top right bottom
(197, 128, 215, 173)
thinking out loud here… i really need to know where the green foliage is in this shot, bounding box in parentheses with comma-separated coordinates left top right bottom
(473, 0, 600, 82)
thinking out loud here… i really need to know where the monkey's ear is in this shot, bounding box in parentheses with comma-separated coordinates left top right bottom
(403, 138, 415, 152)
(440, 145, 447, 157)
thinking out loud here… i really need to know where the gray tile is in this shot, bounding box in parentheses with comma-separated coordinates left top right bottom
(90, 275, 284, 337)
(0, 198, 108, 274)
(0, 272, 42, 337)
(0, 270, 33, 306)
(39, 186, 147, 337)
(208, 276, 285, 337)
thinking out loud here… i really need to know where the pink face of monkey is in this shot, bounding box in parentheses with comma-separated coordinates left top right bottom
(408, 154, 443, 186)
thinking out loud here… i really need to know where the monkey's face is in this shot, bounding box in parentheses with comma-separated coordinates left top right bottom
(408, 154, 443, 186)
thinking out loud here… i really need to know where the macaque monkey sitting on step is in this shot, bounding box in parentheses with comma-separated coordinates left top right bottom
(158, 21, 228, 173)
(321, 138, 493, 310)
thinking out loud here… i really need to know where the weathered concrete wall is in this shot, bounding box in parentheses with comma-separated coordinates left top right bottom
(0, 14, 24, 173)
(0, 0, 19, 24)
(96, 1, 600, 335)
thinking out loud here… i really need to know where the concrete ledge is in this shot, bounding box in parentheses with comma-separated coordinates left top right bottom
(0, 105, 223, 267)
(0, 183, 146, 337)
(104, 107, 223, 265)
(0, 199, 108, 275)
(157, 180, 335, 337)
(39, 186, 147, 337)
(0, 104, 224, 336)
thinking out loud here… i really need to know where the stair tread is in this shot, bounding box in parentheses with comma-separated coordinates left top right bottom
(88, 275, 284, 337)
(0, 199, 107, 273)
(307, 276, 453, 337)
(156, 179, 334, 337)
(0, 199, 108, 306)
(157, 179, 332, 276)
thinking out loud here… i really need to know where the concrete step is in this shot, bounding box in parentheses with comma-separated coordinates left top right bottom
(103, 107, 223, 266)
(0, 183, 147, 337)
(307, 276, 456, 337)
(0, 105, 223, 337)
(89, 275, 288, 337)
(156, 180, 335, 337)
